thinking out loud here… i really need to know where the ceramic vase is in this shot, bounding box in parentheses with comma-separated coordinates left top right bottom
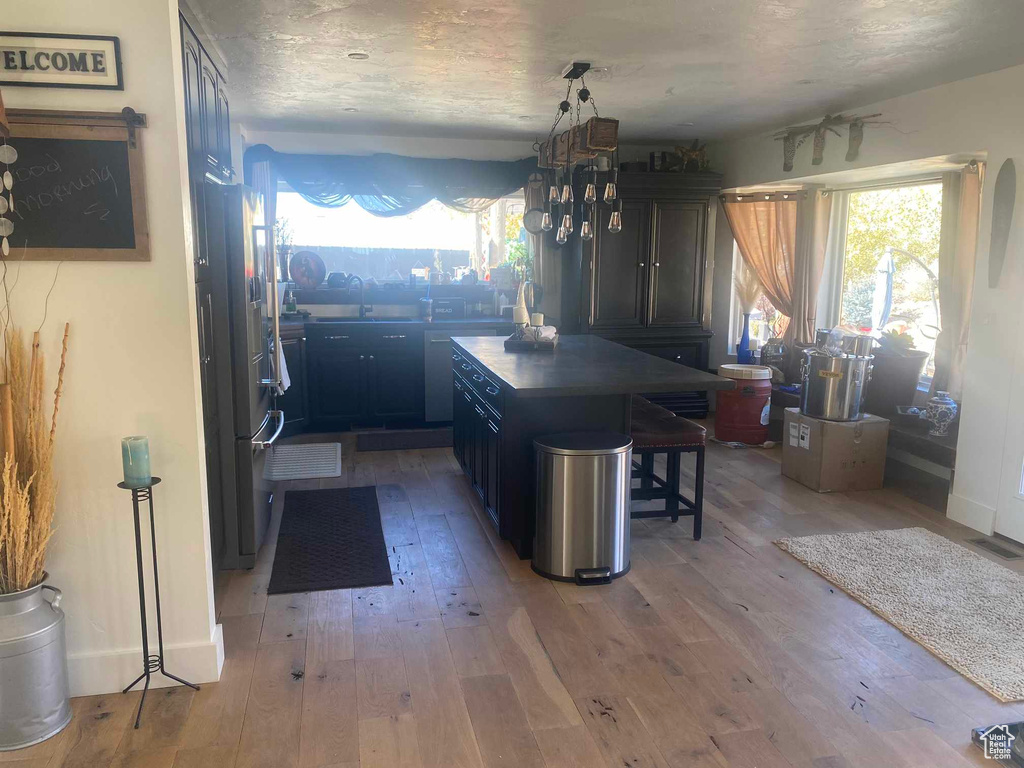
(924, 391, 958, 436)
(736, 313, 753, 364)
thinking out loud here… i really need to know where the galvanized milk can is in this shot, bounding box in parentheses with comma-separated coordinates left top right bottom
(0, 576, 72, 750)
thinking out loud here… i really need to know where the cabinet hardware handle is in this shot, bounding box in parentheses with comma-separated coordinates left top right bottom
(461, 363, 473, 371)
(325, 335, 350, 340)
(472, 374, 486, 383)
(638, 262, 645, 267)
(486, 386, 499, 397)
(381, 334, 407, 340)
(654, 262, 661, 267)
(359, 355, 365, 361)
(369, 355, 375, 360)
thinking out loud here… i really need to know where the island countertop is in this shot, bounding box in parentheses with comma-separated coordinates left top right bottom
(452, 334, 733, 398)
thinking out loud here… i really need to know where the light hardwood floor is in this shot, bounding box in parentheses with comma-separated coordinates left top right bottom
(12, 429, 1023, 768)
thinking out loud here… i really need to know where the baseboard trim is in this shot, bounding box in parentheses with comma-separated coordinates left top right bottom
(947, 493, 996, 535)
(68, 623, 224, 697)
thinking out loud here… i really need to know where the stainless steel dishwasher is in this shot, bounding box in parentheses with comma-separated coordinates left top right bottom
(423, 329, 496, 421)
(532, 432, 633, 584)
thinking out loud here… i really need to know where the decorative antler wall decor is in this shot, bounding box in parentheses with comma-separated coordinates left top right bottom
(774, 113, 881, 172)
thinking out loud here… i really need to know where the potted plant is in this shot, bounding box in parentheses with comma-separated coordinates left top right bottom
(863, 329, 929, 417)
(0, 325, 72, 750)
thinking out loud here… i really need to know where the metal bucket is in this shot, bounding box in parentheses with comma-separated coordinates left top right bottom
(800, 349, 873, 421)
(0, 576, 72, 751)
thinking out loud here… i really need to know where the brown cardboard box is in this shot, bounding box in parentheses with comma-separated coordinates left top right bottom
(782, 408, 889, 492)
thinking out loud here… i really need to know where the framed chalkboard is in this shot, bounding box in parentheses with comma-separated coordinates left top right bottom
(2, 109, 148, 260)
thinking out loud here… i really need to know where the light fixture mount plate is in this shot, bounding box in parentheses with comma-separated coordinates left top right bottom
(562, 62, 591, 80)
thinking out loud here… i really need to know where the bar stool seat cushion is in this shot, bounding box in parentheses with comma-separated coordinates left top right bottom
(631, 413, 707, 449)
(631, 395, 675, 419)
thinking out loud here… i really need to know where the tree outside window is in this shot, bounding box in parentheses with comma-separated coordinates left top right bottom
(840, 183, 943, 375)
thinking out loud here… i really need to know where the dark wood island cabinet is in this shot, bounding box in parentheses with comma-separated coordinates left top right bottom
(451, 335, 731, 558)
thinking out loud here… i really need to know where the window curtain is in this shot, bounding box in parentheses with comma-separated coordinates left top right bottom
(243, 144, 537, 217)
(722, 190, 832, 345)
(932, 162, 983, 400)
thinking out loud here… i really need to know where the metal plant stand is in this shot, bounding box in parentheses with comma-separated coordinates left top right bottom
(117, 477, 199, 728)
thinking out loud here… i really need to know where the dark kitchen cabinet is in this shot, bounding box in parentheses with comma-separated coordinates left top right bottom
(648, 201, 706, 327)
(183, 14, 232, 185)
(484, 415, 501, 528)
(181, 12, 236, 577)
(278, 333, 309, 436)
(452, 362, 502, 535)
(309, 347, 366, 422)
(306, 326, 425, 427)
(216, 72, 232, 180)
(588, 200, 651, 330)
(573, 171, 720, 417)
(368, 348, 423, 420)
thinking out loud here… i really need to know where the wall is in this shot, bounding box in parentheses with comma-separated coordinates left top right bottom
(4, 0, 223, 694)
(709, 63, 1024, 536)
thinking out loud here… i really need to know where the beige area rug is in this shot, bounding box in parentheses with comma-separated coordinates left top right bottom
(775, 527, 1024, 702)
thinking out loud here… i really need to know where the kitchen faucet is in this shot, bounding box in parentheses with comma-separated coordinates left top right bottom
(347, 274, 373, 318)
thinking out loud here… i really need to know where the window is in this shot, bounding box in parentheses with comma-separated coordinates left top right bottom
(730, 243, 787, 354)
(838, 182, 943, 377)
(275, 189, 527, 283)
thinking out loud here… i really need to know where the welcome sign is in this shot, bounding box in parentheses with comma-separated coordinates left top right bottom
(0, 33, 122, 90)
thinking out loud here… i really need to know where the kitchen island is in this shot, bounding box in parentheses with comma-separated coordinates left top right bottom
(451, 335, 732, 557)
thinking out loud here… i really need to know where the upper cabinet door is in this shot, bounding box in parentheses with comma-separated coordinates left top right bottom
(648, 201, 707, 327)
(216, 71, 232, 179)
(200, 53, 222, 178)
(180, 21, 203, 162)
(588, 199, 651, 330)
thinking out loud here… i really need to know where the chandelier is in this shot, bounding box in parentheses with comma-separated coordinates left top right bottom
(536, 62, 621, 245)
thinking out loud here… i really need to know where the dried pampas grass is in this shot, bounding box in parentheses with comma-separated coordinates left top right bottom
(733, 261, 762, 315)
(0, 324, 69, 594)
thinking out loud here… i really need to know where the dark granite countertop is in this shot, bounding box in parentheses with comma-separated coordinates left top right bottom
(453, 335, 732, 398)
(283, 317, 511, 326)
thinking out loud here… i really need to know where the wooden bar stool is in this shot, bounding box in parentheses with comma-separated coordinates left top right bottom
(629, 396, 706, 539)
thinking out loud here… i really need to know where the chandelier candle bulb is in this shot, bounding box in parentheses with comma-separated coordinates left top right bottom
(560, 184, 573, 205)
(556, 226, 567, 245)
(562, 213, 573, 234)
(548, 185, 560, 204)
(541, 211, 553, 231)
(584, 182, 597, 204)
(581, 219, 593, 240)
(608, 210, 622, 233)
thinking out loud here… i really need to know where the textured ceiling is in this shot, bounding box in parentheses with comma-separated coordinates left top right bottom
(192, 0, 1024, 142)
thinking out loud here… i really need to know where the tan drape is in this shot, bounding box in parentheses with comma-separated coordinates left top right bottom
(723, 191, 831, 346)
(932, 163, 983, 400)
(723, 198, 799, 330)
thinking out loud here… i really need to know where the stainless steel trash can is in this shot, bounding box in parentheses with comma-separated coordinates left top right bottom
(533, 432, 632, 585)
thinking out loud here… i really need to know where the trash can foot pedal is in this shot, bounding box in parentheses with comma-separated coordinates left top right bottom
(575, 567, 612, 586)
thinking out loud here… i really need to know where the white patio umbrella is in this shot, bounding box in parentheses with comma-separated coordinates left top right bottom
(870, 248, 896, 334)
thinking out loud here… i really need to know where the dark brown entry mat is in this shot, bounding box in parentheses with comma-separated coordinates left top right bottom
(268, 486, 392, 594)
(356, 428, 452, 452)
